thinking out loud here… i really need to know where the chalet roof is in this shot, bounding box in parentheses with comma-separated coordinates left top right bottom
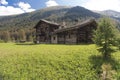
(34, 19, 60, 28)
(53, 19, 96, 34)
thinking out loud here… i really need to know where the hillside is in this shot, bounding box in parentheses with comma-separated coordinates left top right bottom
(0, 6, 100, 30)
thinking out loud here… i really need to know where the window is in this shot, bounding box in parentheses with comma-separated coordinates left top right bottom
(45, 27, 48, 30)
(53, 37, 56, 40)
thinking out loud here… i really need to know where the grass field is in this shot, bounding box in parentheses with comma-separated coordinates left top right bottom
(0, 43, 120, 80)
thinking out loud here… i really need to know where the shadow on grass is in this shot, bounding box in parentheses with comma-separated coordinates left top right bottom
(89, 55, 119, 74)
(15, 43, 37, 46)
(0, 74, 3, 80)
(15, 43, 93, 46)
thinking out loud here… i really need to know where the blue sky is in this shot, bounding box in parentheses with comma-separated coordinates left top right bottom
(0, 0, 120, 16)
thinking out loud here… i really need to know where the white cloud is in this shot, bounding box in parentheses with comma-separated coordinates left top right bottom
(0, 0, 8, 5)
(18, 2, 35, 12)
(82, 0, 120, 12)
(0, 6, 24, 16)
(0, 2, 35, 16)
(46, 0, 59, 7)
(18, 2, 31, 11)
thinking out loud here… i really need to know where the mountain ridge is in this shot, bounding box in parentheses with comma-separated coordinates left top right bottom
(0, 6, 120, 30)
(94, 10, 120, 19)
(0, 6, 101, 30)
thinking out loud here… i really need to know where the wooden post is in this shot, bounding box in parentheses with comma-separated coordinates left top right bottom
(64, 32, 66, 44)
(76, 29, 78, 44)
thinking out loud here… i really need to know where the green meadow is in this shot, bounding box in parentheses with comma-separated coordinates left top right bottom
(0, 43, 120, 80)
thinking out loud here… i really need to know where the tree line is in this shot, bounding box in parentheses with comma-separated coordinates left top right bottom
(0, 28, 35, 43)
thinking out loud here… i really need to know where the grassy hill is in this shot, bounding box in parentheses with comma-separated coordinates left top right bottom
(0, 43, 120, 80)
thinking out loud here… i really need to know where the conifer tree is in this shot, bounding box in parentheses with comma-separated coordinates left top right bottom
(93, 17, 117, 58)
(3, 31, 10, 42)
(18, 29, 26, 41)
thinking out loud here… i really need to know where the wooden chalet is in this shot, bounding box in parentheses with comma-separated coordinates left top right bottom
(34, 19, 97, 44)
(34, 19, 60, 43)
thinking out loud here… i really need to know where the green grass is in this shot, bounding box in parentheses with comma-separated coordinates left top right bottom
(0, 43, 120, 80)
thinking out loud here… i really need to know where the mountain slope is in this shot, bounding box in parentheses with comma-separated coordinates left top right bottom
(0, 6, 70, 30)
(98, 10, 120, 18)
(0, 6, 100, 30)
(63, 6, 100, 20)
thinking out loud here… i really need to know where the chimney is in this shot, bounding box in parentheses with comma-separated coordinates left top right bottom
(62, 21, 67, 28)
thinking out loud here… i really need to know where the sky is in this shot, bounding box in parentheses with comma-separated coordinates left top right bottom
(0, 0, 120, 16)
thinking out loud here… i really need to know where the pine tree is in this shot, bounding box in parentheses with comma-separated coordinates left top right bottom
(25, 29, 33, 42)
(18, 29, 26, 41)
(3, 31, 10, 42)
(93, 17, 117, 58)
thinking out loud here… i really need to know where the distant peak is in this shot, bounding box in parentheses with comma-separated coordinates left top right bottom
(103, 10, 120, 13)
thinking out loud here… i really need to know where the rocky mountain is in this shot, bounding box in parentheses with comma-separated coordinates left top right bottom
(94, 10, 120, 21)
(0, 6, 101, 30)
(62, 6, 100, 20)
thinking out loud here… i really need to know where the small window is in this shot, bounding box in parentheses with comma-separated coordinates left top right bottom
(53, 37, 56, 40)
(46, 27, 48, 30)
